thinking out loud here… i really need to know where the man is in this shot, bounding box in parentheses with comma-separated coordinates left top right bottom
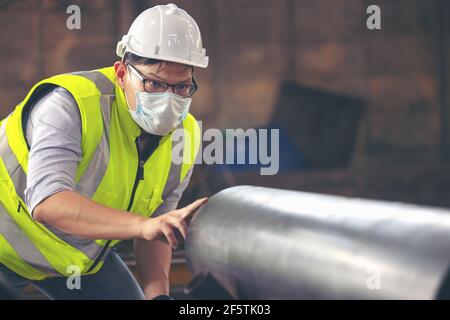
(0, 3, 208, 299)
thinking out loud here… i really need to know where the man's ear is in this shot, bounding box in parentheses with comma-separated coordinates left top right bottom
(114, 61, 126, 89)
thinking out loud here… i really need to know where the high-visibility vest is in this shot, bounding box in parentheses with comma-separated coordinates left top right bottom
(0, 66, 200, 280)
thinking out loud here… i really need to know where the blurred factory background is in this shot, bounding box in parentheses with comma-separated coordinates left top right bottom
(0, 0, 449, 299)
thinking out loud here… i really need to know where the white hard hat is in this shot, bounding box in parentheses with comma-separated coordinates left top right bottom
(116, 3, 209, 68)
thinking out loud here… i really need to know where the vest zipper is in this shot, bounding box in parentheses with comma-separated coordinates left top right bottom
(87, 136, 144, 273)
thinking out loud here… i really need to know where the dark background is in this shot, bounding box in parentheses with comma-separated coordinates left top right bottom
(1, 0, 450, 207)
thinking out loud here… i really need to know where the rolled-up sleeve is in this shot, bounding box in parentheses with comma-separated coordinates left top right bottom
(24, 87, 82, 217)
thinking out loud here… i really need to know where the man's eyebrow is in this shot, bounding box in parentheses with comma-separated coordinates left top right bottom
(148, 72, 193, 84)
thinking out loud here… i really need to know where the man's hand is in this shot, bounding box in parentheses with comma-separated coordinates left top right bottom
(140, 197, 208, 249)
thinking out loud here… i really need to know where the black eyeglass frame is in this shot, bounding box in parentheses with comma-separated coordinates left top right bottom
(127, 63, 198, 98)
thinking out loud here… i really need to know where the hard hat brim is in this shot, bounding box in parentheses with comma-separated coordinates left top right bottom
(118, 46, 209, 69)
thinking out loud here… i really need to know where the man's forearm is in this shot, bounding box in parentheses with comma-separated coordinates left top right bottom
(135, 238, 172, 299)
(33, 190, 146, 240)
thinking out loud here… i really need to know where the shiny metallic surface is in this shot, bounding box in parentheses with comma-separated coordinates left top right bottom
(185, 185, 450, 299)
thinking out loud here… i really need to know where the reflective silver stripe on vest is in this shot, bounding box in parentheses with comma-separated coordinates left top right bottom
(0, 120, 57, 274)
(0, 203, 57, 275)
(0, 117, 27, 201)
(74, 71, 113, 199)
(99, 95, 112, 140)
(162, 122, 184, 200)
(71, 70, 115, 95)
(75, 132, 110, 198)
(41, 223, 102, 261)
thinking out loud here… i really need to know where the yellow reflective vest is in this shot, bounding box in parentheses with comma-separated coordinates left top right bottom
(0, 66, 200, 280)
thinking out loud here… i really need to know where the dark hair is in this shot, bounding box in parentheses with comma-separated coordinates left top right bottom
(122, 52, 194, 73)
(122, 51, 161, 65)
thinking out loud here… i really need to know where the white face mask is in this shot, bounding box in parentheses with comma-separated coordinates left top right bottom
(129, 91, 191, 135)
(125, 72, 192, 136)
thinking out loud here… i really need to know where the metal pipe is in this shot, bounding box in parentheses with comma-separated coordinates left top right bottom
(185, 186, 450, 299)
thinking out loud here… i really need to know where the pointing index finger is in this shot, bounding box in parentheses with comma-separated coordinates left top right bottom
(180, 197, 208, 221)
